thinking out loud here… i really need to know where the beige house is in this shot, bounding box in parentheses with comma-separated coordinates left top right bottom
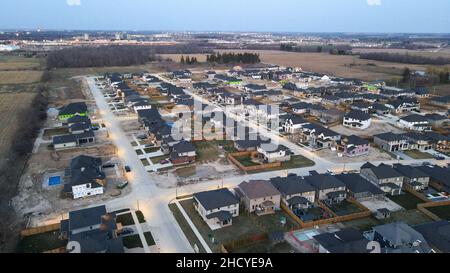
(237, 180, 281, 216)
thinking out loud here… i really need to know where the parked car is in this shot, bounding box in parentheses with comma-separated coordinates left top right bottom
(145, 143, 155, 148)
(137, 134, 148, 140)
(117, 181, 129, 189)
(160, 160, 170, 165)
(124, 166, 132, 172)
(102, 163, 115, 169)
(434, 155, 446, 160)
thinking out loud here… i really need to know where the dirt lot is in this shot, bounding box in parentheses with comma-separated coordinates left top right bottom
(317, 145, 394, 164)
(330, 119, 405, 138)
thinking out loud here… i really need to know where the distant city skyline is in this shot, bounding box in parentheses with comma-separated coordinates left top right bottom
(1, 0, 449, 33)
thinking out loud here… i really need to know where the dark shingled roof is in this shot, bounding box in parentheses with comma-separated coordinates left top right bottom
(335, 173, 384, 196)
(194, 188, 239, 211)
(313, 228, 370, 253)
(414, 221, 450, 253)
(270, 176, 316, 196)
(304, 174, 345, 190)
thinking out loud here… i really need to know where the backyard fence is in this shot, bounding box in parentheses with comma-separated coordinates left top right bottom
(280, 198, 371, 229)
(222, 233, 268, 253)
(20, 223, 61, 237)
(227, 151, 281, 172)
(417, 199, 450, 221)
(402, 183, 430, 202)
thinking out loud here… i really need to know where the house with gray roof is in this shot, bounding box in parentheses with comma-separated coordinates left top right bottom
(414, 221, 450, 253)
(360, 163, 404, 195)
(314, 228, 370, 253)
(335, 173, 385, 200)
(393, 164, 430, 191)
(417, 165, 450, 193)
(367, 222, 433, 253)
(398, 114, 432, 132)
(60, 205, 124, 253)
(270, 175, 316, 210)
(236, 180, 281, 216)
(304, 174, 347, 205)
(193, 188, 239, 230)
(373, 132, 409, 152)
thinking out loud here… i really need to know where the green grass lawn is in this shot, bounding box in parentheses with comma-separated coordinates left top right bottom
(144, 232, 156, 246)
(234, 155, 260, 167)
(16, 231, 67, 253)
(116, 213, 135, 226)
(179, 199, 300, 253)
(426, 205, 450, 220)
(404, 149, 434, 160)
(327, 200, 363, 216)
(150, 155, 168, 164)
(168, 203, 206, 253)
(131, 141, 138, 147)
(135, 149, 144, 155)
(141, 158, 150, 166)
(383, 209, 433, 226)
(144, 147, 160, 154)
(135, 210, 146, 223)
(387, 192, 425, 210)
(280, 155, 315, 169)
(122, 235, 143, 249)
(343, 216, 383, 232)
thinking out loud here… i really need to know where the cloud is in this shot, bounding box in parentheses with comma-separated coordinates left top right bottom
(67, 0, 81, 6)
(367, 0, 382, 6)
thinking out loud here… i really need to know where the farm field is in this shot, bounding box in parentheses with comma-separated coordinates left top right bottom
(214, 49, 449, 81)
(0, 56, 43, 71)
(0, 70, 43, 85)
(0, 92, 36, 164)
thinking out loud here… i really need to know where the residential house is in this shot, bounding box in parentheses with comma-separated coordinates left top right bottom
(170, 141, 196, 166)
(53, 131, 96, 150)
(393, 164, 430, 191)
(366, 222, 433, 253)
(338, 135, 370, 157)
(335, 173, 385, 200)
(304, 174, 347, 205)
(313, 228, 370, 253)
(373, 132, 409, 152)
(402, 132, 432, 151)
(398, 114, 431, 132)
(360, 163, 404, 195)
(429, 96, 450, 108)
(343, 110, 372, 130)
(417, 165, 450, 193)
(60, 205, 124, 253)
(350, 102, 371, 113)
(236, 180, 281, 216)
(58, 102, 88, 121)
(193, 188, 240, 230)
(300, 123, 341, 149)
(414, 221, 450, 253)
(270, 175, 316, 210)
(283, 115, 309, 134)
(424, 113, 450, 128)
(63, 155, 106, 199)
(318, 109, 345, 124)
(371, 103, 390, 115)
(257, 143, 292, 163)
(385, 98, 420, 114)
(265, 90, 284, 101)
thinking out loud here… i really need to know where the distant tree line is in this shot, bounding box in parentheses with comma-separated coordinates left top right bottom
(46, 46, 164, 69)
(280, 44, 352, 55)
(180, 55, 199, 65)
(359, 52, 450, 65)
(206, 52, 260, 64)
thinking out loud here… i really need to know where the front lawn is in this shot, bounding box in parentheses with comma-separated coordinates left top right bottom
(144, 147, 160, 154)
(141, 158, 150, 166)
(122, 235, 143, 249)
(404, 149, 434, 160)
(135, 210, 146, 223)
(116, 213, 135, 226)
(144, 232, 156, 246)
(150, 155, 168, 164)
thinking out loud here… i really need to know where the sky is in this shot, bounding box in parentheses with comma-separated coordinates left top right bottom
(1, 0, 449, 33)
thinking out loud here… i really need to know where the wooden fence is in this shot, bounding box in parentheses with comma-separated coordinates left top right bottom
(222, 233, 268, 253)
(20, 223, 61, 237)
(228, 151, 281, 172)
(280, 198, 371, 229)
(417, 199, 450, 221)
(402, 183, 430, 202)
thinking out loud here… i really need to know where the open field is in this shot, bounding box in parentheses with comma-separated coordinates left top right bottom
(0, 70, 43, 85)
(214, 49, 450, 81)
(0, 56, 43, 71)
(0, 92, 36, 164)
(352, 48, 450, 58)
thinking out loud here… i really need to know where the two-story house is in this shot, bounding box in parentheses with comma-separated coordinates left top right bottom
(270, 175, 316, 210)
(343, 110, 372, 130)
(304, 174, 347, 205)
(393, 164, 430, 191)
(360, 163, 404, 196)
(236, 180, 281, 216)
(193, 188, 240, 230)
